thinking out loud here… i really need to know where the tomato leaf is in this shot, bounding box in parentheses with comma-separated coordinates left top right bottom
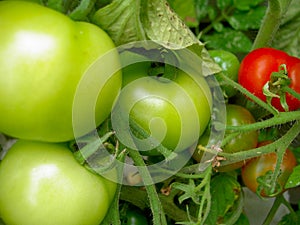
(92, 0, 220, 75)
(202, 28, 252, 53)
(273, 0, 300, 58)
(195, 0, 209, 21)
(278, 209, 300, 225)
(68, 0, 95, 20)
(234, 213, 250, 225)
(167, 0, 199, 27)
(46, 0, 66, 13)
(141, 0, 221, 76)
(233, 0, 265, 11)
(227, 6, 266, 30)
(141, 0, 199, 49)
(92, 0, 147, 45)
(217, 0, 233, 10)
(204, 174, 242, 225)
(285, 165, 300, 189)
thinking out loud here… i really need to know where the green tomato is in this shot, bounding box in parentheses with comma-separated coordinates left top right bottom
(0, 1, 121, 142)
(114, 63, 212, 156)
(0, 140, 116, 225)
(122, 207, 148, 225)
(209, 50, 240, 98)
(196, 104, 258, 171)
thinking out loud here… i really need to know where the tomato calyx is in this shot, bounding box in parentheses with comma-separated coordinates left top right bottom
(263, 64, 291, 112)
(256, 170, 284, 198)
(148, 62, 178, 83)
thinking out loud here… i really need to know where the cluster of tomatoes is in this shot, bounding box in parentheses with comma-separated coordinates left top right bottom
(0, 2, 120, 225)
(0, 1, 300, 225)
(196, 48, 299, 198)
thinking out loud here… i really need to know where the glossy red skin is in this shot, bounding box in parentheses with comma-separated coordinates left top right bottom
(241, 141, 297, 197)
(238, 48, 300, 111)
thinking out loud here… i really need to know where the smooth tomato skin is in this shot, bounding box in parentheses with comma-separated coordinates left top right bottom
(0, 140, 117, 225)
(241, 141, 297, 197)
(284, 56, 300, 110)
(0, 1, 121, 142)
(209, 50, 240, 98)
(122, 207, 148, 225)
(116, 63, 212, 155)
(238, 48, 300, 111)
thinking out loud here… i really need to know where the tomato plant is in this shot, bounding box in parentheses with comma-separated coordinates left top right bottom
(238, 47, 300, 111)
(0, 140, 116, 225)
(241, 141, 297, 197)
(0, 1, 121, 142)
(1, 0, 300, 225)
(208, 50, 240, 98)
(114, 63, 212, 156)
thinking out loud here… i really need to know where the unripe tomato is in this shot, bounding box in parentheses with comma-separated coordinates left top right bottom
(209, 50, 240, 98)
(0, 1, 122, 142)
(0, 140, 117, 225)
(113, 63, 212, 156)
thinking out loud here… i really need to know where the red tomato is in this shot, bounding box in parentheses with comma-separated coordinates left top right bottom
(238, 48, 300, 111)
(241, 141, 297, 197)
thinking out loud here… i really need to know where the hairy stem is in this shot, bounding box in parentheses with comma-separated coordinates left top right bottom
(120, 185, 195, 222)
(218, 72, 278, 115)
(127, 148, 168, 225)
(219, 121, 300, 164)
(252, 0, 292, 49)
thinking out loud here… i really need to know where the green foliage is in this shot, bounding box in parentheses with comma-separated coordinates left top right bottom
(92, 0, 220, 75)
(273, 0, 300, 57)
(234, 213, 250, 225)
(1, 0, 300, 225)
(204, 174, 243, 224)
(168, 0, 267, 53)
(202, 29, 253, 53)
(285, 165, 300, 189)
(278, 207, 300, 225)
(168, 0, 199, 27)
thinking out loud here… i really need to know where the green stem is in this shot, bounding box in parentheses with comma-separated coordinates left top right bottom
(101, 151, 126, 225)
(197, 166, 212, 223)
(281, 195, 298, 222)
(252, 0, 292, 50)
(262, 195, 283, 225)
(73, 131, 115, 165)
(68, 0, 96, 20)
(127, 148, 168, 225)
(218, 72, 278, 115)
(129, 117, 177, 160)
(283, 86, 300, 101)
(219, 121, 300, 164)
(120, 185, 195, 222)
(226, 111, 300, 132)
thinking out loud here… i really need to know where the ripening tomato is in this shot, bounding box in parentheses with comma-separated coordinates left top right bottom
(195, 104, 258, 171)
(241, 141, 297, 197)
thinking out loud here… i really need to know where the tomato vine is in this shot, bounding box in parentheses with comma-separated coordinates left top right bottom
(1, 0, 300, 225)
